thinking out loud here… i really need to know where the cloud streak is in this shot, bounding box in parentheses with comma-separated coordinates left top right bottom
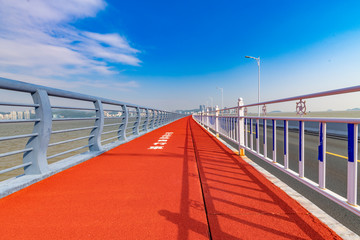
(0, 0, 141, 90)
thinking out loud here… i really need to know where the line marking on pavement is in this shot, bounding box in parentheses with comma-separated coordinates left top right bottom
(326, 151, 360, 163)
(148, 132, 173, 150)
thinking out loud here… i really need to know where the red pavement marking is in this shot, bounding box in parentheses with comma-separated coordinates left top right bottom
(189, 119, 341, 240)
(0, 117, 209, 240)
(0, 116, 343, 240)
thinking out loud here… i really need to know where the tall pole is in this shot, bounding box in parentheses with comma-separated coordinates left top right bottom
(245, 56, 261, 116)
(257, 58, 260, 116)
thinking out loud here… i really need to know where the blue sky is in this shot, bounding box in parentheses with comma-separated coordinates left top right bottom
(0, 0, 360, 111)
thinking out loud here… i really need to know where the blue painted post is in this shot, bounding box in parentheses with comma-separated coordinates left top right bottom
(263, 119, 267, 158)
(23, 89, 51, 174)
(89, 99, 104, 151)
(272, 120, 277, 163)
(347, 123, 358, 206)
(250, 119, 253, 150)
(318, 122, 327, 189)
(299, 121, 305, 178)
(284, 120, 289, 169)
(226, 117, 228, 137)
(256, 119, 259, 153)
(232, 117, 235, 139)
(245, 118, 248, 148)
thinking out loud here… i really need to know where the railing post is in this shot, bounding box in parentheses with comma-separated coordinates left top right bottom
(143, 108, 149, 132)
(215, 105, 219, 137)
(284, 120, 289, 169)
(263, 119, 267, 158)
(200, 111, 203, 125)
(237, 98, 245, 156)
(256, 119, 260, 153)
(148, 109, 154, 130)
(245, 118, 248, 148)
(250, 119, 253, 150)
(206, 108, 209, 130)
(133, 107, 141, 135)
(159, 111, 163, 126)
(272, 120, 277, 163)
(23, 89, 51, 174)
(89, 99, 104, 151)
(299, 121, 305, 178)
(347, 123, 358, 206)
(318, 122, 326, 189)
(155, 110, 160, 127)
(118, 105, 128, 141)
(160, 111, 164, 126)
(153, 109, 158, 128)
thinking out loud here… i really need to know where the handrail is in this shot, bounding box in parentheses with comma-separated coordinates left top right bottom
(0, 77, 156, 110)
(193, 86, 360, 217)
(205, 85, 360, 113)
(243, 85, 360, 108)
(0, 77, 185, 184)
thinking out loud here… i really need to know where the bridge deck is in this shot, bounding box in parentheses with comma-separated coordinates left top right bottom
(0, 117, 340, 239)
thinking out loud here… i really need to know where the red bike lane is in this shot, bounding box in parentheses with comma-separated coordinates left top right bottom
(0, 116, 341, 239)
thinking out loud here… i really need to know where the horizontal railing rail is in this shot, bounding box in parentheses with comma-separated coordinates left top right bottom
(193, 85, 360, 217)
(0, 77, 185, 183)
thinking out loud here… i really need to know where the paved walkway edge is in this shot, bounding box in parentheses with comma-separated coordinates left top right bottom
(193, 117, 360, 240)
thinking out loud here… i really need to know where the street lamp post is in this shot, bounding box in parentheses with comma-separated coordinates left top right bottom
(216, 87, 223, 110)
(245, 56, 260, 116)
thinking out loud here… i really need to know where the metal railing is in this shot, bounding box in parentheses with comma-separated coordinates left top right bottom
(193, 85, 360, 216)
(0, 77, 185, 181)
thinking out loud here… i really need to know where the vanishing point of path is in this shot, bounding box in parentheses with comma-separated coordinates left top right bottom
(0, 116, 340, 239)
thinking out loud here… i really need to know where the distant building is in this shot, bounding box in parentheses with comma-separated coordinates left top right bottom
(10, 111, 17, 120)
(17, 111, 23, 119)
(24, 110, 30, 119)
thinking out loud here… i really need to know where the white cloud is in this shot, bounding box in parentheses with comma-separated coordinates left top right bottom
(0, 0, 141, 91)
(83, 32, 139, 53)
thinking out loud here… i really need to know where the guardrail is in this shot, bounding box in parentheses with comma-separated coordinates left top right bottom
(193, 85, 360, 216)
(0, 77, 185, 182)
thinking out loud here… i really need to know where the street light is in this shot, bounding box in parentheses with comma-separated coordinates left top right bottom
(245, 56, 260, 116)
(216, 87, 223, 110)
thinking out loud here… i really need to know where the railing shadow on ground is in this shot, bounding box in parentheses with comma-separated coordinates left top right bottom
(158, 119, 209, 240)
(187, 119, 333, 240)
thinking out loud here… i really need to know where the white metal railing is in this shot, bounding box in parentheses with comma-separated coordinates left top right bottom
(0, 77, 185, 182)
(193, 86, 360, 217)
